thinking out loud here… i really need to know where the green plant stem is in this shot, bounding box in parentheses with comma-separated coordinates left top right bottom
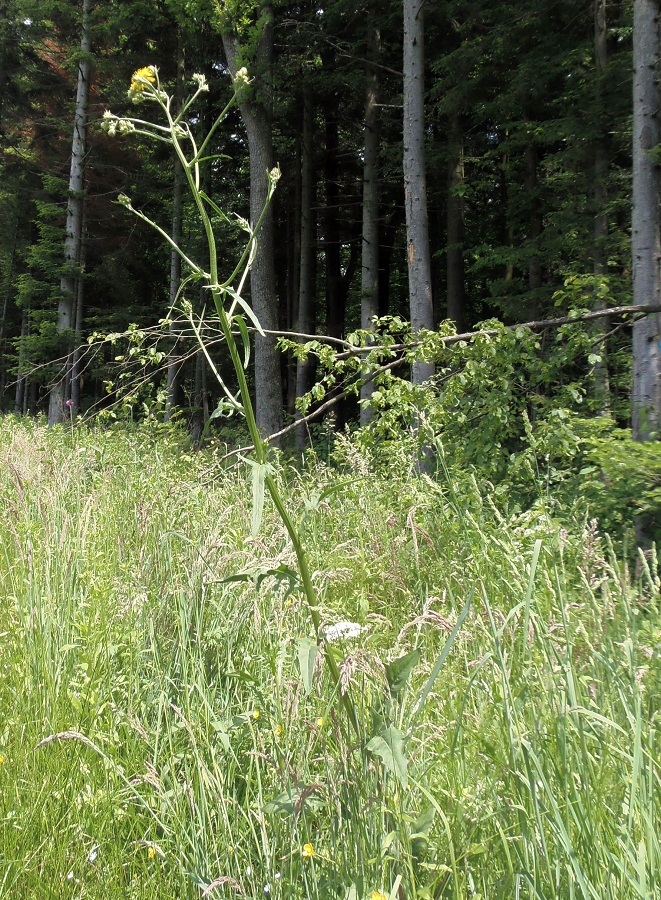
(163, 84, 360, 740)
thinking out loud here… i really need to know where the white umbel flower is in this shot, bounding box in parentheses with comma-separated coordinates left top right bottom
(322, 621, 365, 643)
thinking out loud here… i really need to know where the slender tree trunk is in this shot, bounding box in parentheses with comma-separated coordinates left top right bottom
(295, 84, 316, 450)
(191, 342, 208, 446)
(360, 23, 381, 424)
(221, 9, 283, 440)
(593, 0, 611, 414)
(286, 125, 301, 417)
(324, 95, 344, 343)
(446, 116, 465, 332)
(48, 0, 92, 425)
(70, 205, 87, 416)
(165, 33, 186, 421)
(632, 0, 661, 446)
(403, 0, 434, 386)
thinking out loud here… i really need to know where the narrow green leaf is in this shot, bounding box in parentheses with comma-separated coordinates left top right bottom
(199, 190, 231, 223)
(224, 287, 265, 336)
(388, 875, 403, 900)
(521, 538, 542, 662)
(411, 590, 473, 725)
(297, 637, 318, 695)
(234, 313, 251, 369)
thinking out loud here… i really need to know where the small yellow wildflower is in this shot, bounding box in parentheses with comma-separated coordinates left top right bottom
(130, 66, 156, 92)
(275, 724, 283, 737)
(301, 843, 314, 860)
(252, 709, 260, 720)
(147, 846, 156, 860)
(315, 717, 324, 729)
(0, 753, 4, 764)
(371, 893, 387, 900)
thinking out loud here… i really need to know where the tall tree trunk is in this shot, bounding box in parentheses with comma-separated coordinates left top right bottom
(295, 84, 316, 450)
(360, 23, 381, 424)
(403, 0, 434, 386)
(70, 205, 86, 417)
(593, 0, 611, 414)
(165, 33, 185, 421)
(632, 0, 661, 454)
(48, 0, 92, 425)
(446, 116, 466, 333)
(286, 122, 301, 417)
(324, 95, 344, 343)
(191, 342, 208, 447)
(221, 7, 283, 440)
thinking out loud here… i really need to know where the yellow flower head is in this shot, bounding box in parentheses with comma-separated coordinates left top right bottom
(0, 753, 4, 765)
(130, 66, 156, 93)
(371, 893, 388, 900)
(275, 724, 283, 737)
(147, 846, 156, 860)
(301, 842, 314, 860)
(252, 709, 260, 720)
(315, 717, 324, 729)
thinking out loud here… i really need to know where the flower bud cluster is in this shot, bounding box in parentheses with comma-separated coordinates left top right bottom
(192, 73, 209, 92)
(233, 67, 251, 88)
(102, 110, 135, 137)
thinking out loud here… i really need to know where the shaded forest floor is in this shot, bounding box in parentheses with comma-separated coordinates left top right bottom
(0, 418, 659, 899)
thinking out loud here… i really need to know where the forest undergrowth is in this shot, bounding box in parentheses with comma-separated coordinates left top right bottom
(0, 416, 659, 899)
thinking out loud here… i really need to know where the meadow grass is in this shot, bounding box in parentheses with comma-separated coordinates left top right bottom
(0, 417, 659, 898)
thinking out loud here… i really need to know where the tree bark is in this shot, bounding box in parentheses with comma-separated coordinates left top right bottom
(403, 0, 434, 386)
(70, 205, 86, 417)
(48, 0, 92, 425)
(593, 0, 611, 414)
(221, 7, 283, 440)
(324, 95, 344, 343)
(295, 84, 316, 449)
(632, 0, 661, 446)
(360, 22, 381, 424)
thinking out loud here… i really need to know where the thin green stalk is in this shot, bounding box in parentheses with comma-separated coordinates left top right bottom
(111, 67, 360, 740)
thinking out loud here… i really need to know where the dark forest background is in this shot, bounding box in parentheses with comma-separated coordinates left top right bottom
(0, 0, 637, 434)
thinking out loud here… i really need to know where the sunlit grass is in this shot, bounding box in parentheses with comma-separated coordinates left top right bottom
(0, 417, 659, 898)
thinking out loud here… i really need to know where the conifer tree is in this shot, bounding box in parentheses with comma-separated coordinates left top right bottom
(48, 0, 92, 424)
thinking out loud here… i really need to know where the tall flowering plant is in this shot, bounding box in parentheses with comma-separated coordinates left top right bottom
(103, 66, 359, 735)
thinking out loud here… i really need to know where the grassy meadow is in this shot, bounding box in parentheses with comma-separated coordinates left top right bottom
(0, 416, 659, 898)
